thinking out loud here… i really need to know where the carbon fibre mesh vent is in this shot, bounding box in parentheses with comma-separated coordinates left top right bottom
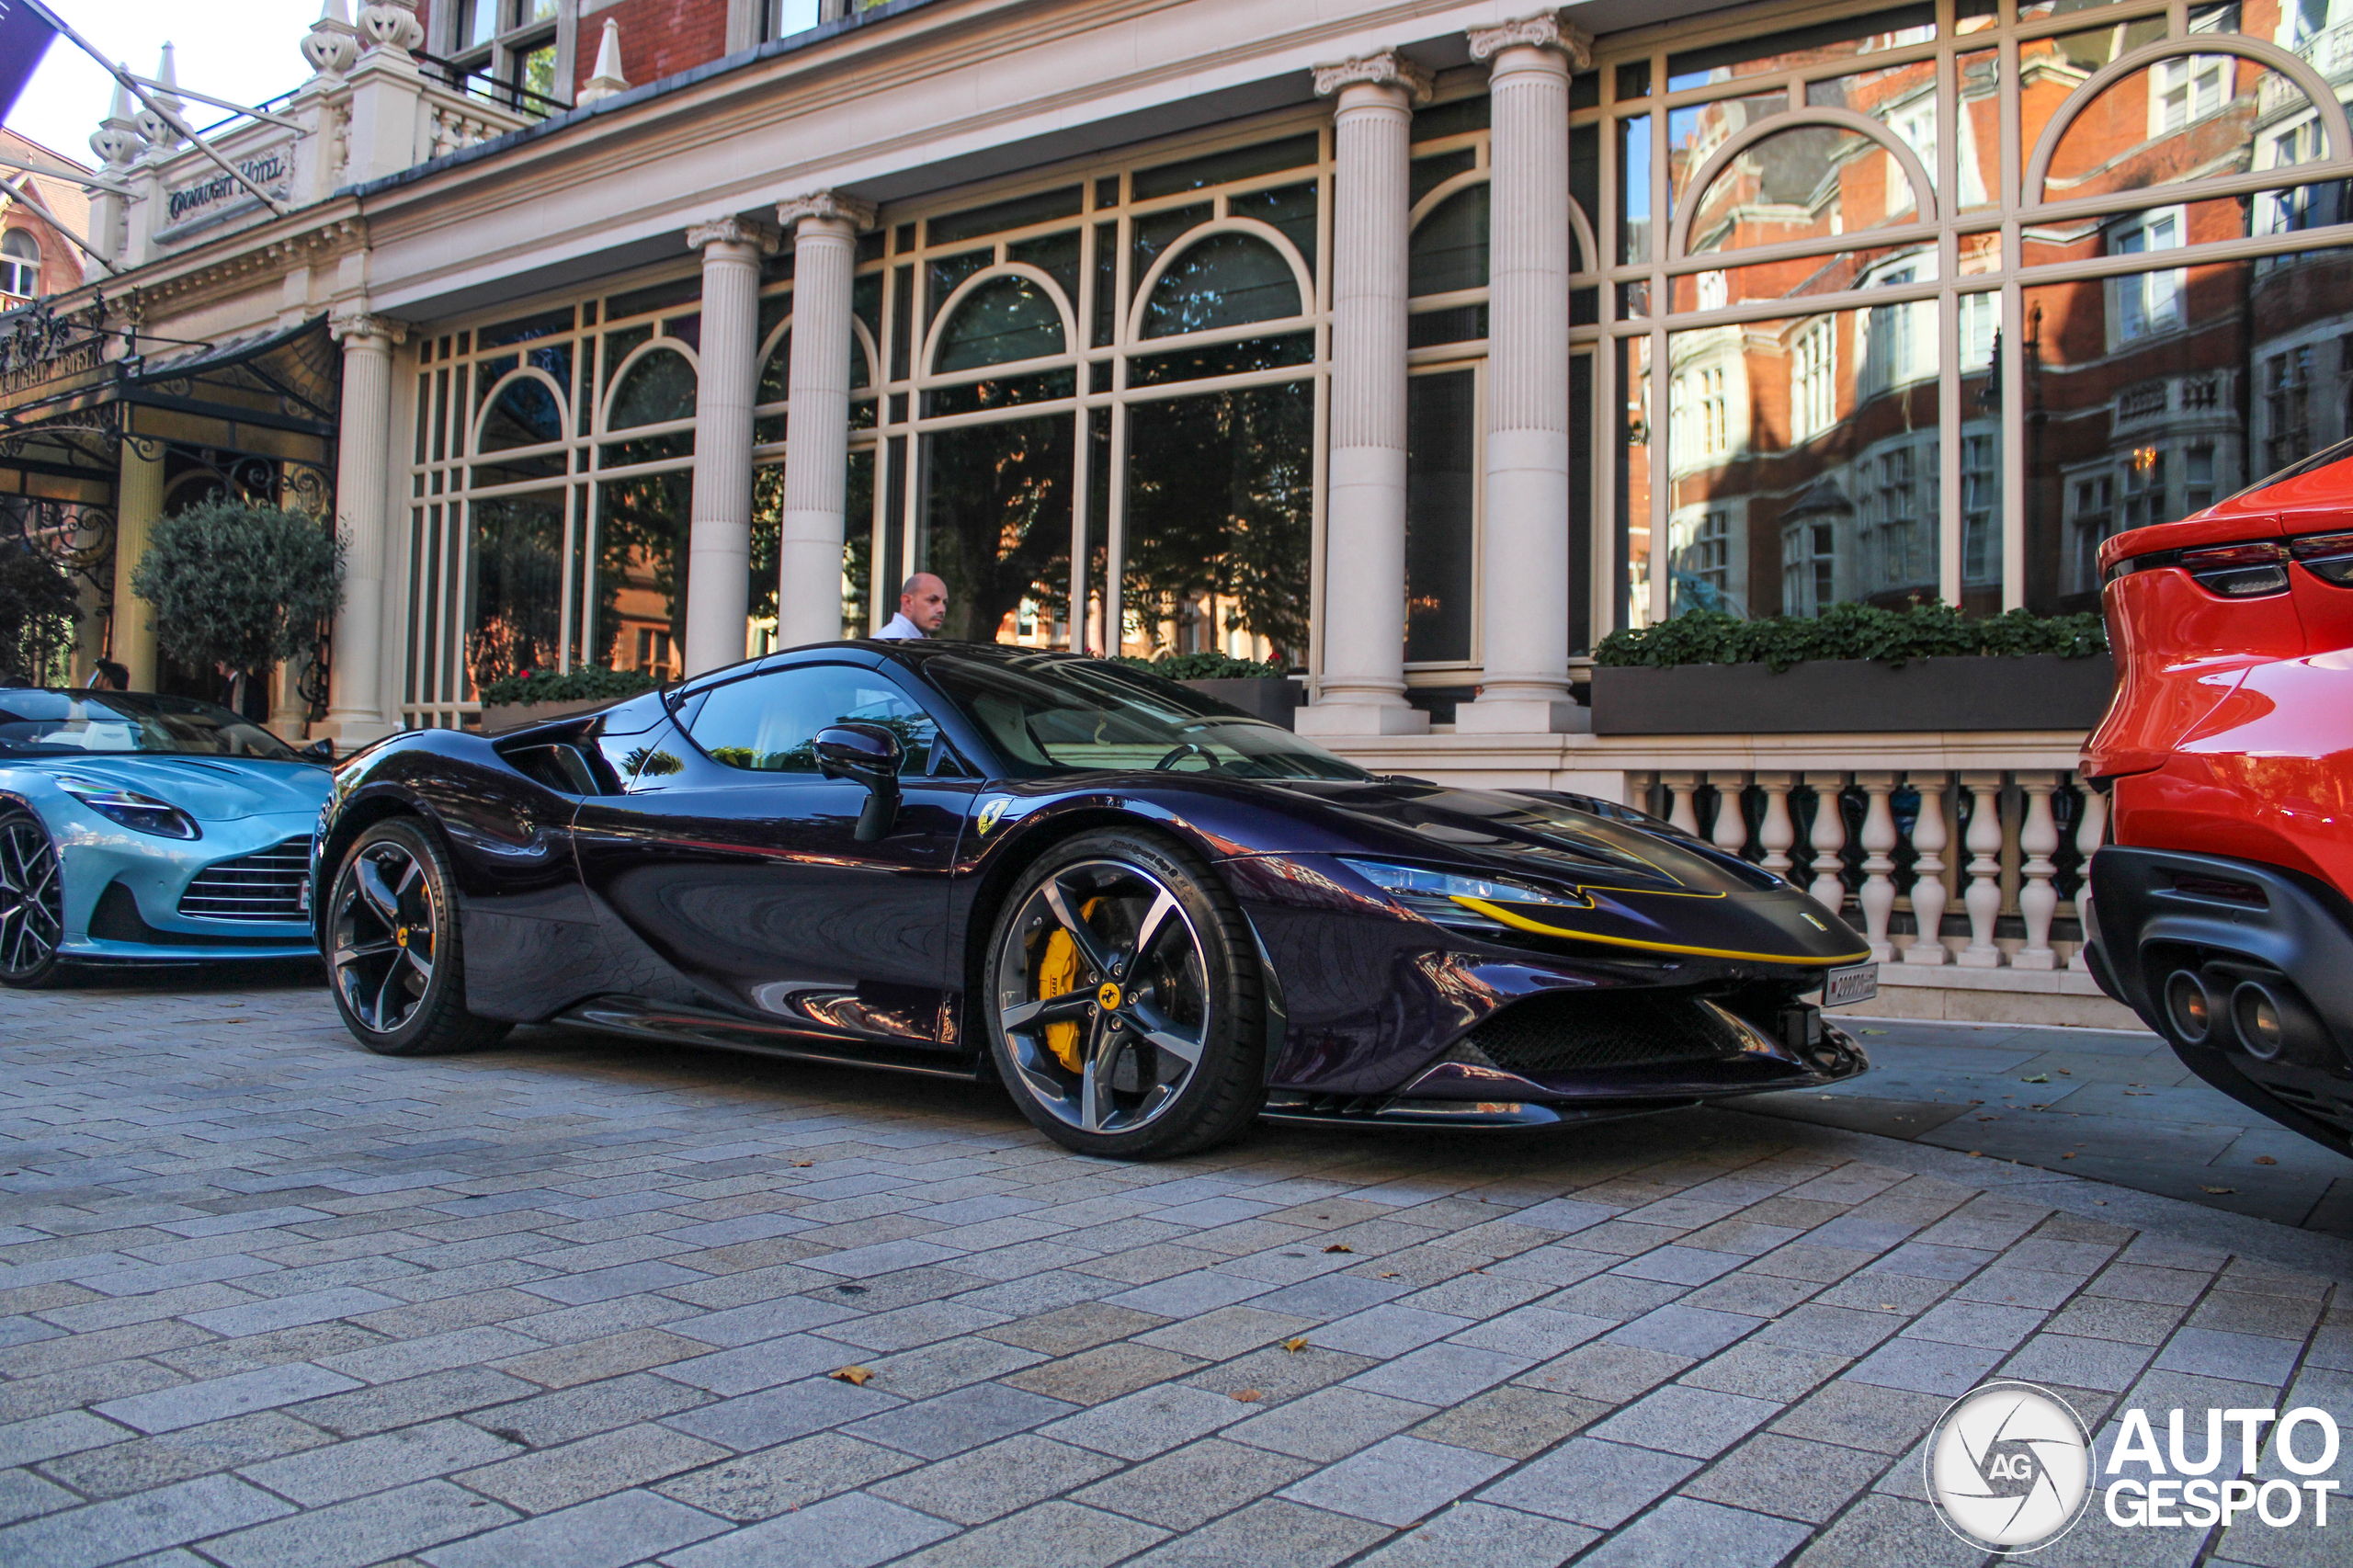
(1453, 990, 1745, 1075)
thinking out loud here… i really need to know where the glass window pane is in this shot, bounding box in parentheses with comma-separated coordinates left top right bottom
(1665, 5, 1934, 92)
(607, 347, 696, 429)
(935, 275, 1068, 371)
(915, 413, 1074, 642)
(465, 492, 566, 696)
(1620, 115, 1654, 265)
(1121, 381, 1313, 666)
(1688, 122, 1927, 254)
(589, 473, 691, 676)
(2042, 54, 2298, 204)
(688, 665, 937, 772)
(1618, 336, 1654, 629)
(1409, 185, 1489, 298)
(477, 372, 564, 451)
(927, 187, 1083, 247)
(1007, 230, 1083, 309)
(1405, 369, 1478, 664)
(1132, 135, 1319, 201)
(1669, 93, 1788, 210)
(1224, 182, 1319, 270)
(1142, 233, 1302, 336)
(464, 0, 499, 49)
(1959, 290, 2002, 619)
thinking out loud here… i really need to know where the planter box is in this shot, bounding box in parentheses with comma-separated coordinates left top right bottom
(478, 696, 615, 733)
(1181, 677, 1301, 729)
(1590, 653, 2115, 735)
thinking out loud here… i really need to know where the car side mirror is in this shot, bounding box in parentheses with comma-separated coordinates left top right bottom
(300, 737, 335, 765)
(814, 723, 903, 841)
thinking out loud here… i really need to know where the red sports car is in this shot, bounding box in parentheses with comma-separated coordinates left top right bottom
(2082, 440, 2353, 1158)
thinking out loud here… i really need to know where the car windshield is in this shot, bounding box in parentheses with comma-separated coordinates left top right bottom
(0, 689, 303, 760)
(924, 653, 1369, 781)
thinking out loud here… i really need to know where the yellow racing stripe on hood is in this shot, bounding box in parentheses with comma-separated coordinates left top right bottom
(1451, 896, 1871, 966)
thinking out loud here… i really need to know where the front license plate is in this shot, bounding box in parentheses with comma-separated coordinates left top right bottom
(1821, 963, 1879, 1007)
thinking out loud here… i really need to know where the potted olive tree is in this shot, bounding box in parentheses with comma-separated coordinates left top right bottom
(1587, 602, 2114, 734)
(131, 497, 342, 723)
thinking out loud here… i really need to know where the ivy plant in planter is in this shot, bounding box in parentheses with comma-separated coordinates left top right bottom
(475, 665, 660, 733)
(1589, 602, 2115, 736)
(1115, 652, 1300, 728)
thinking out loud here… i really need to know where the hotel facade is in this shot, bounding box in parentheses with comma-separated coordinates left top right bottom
(8, 0, 2353, 1018)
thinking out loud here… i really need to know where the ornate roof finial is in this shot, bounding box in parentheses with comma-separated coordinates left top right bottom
(577, 19, 631, 105)
(303, 0, 362, 81)
(133, 43, 185, 147)
(91, 70, 140, 169)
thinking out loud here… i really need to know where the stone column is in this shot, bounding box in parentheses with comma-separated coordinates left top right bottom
(774, 190, 875, 648)
(324, 310, 406, 744)
(110, 437, 164, 690)
(681, 214, 778, 677)
(1297, 51, 1430, 739)
(1459, 12, 1590, 735)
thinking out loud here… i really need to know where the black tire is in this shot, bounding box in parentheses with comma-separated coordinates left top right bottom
(984, 827, 1265, 1159)
(0, 808, 66, 990)
(325, 818, 508, 1056)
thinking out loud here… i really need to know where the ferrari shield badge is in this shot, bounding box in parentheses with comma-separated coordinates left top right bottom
(975, 796, 1011, 836)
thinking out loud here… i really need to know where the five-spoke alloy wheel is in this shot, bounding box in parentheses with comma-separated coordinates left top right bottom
(327, 819, 506, 1055)
(0, 809, 65, 988)
(987, 829, 1264, 1158)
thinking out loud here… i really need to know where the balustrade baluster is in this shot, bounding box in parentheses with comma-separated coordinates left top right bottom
(1664, 772, 1700, 836)
(1904, 772, 1949, 965)
(1756, 774, 1795, 877)
(1710, 772, 1751, 858)
(1802, 771, 1847, 913)
(2015, 773, 2062, 970)
(1958, 771, 2007, 968)
(2069, 776, 2109, 971)
(1857, 773, 1899, 962)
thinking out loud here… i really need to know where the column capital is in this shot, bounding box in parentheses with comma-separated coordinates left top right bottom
(777, 190, 877, 232)
(329, 309, 407, 347)
(1312, 51, 1434, 105)
(686, 213, 779, 254)
(1466, 11, 1594, 70)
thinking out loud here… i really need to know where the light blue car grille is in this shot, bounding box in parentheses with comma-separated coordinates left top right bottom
(177, 838, 312, 923)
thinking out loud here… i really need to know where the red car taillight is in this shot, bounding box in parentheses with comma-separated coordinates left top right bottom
(2289, 529, 2353, 585)
(2177, 541, 2290, 597)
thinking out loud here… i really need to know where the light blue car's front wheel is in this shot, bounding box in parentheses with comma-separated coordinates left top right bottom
(0, 809, 65, 989)
(326, 819, 508, 1056)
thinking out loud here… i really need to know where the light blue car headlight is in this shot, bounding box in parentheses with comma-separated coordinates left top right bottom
(54, 775, 202, 840)
(1340, 858, 1586, 929)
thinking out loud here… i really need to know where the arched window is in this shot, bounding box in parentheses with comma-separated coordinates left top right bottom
(1142, 232, 1300, 336)
(0, 230, 39, 298)
(935, 275, 1066, 371)
(1687, 122, 1926, 255)
(1410, 185, 1489, 297)
(607, 347, 696, 429)
(477, 372, 565, 451)
(2042, 54, 2299, 203)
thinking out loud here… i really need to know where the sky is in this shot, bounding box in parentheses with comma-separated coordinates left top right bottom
(6, 0, 325, 164)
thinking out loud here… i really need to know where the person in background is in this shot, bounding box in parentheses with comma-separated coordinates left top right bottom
(85, 660, 130, 692)
(876, 573, 949, 641)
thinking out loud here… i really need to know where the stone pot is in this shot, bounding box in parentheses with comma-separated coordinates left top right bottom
(1180, 677, 1302, 729)
(1589, 653, 2116, 735)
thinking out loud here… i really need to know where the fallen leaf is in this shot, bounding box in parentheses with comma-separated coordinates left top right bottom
(2022, 1074, 2051, 1084)
(1231, 1389, 1263, 1403)
(2255, 1155, 2278, 1165)
(1879, 1303, 1899, 1311)
(1378, 1271, 1401, 1279)
(2061, 1153, 2075, 1160)
(2125, 1091, 2153, 1096)
(1976, 1116, 1996, 1122)
(1862, 1028, 1887, 1035)
(1323, 1244, 1354, 1254)
(1968, 1151, 1984, 1158)
(1281, 1337, 1310, 1353)
(791, 1161, 813, 1168)
(2095, 1199, 2108, 1206)
(2200, 1186, 2236, 1195)
(830, 1366, 874, 1386)
(2056, 1069, 2072, 1075)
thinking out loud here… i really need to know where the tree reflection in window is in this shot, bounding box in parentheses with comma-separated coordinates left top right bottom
(1410, 185, 1490, 297)
(1142, 233, 1302, 336)
(607, 347, 696, 428)
(936, 275, 1066, 371)
(590, 472, 692, 673)
(917, 414, 1072, 643)
(465, 492, 566, 692)
(1124, 381, 1313, 664)
(478, 372, 565, 450)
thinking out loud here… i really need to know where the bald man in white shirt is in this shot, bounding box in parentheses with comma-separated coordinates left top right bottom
(875, 573, 949, 640)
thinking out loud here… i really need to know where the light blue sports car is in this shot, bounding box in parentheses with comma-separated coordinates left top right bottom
(0, 688, 334, 986)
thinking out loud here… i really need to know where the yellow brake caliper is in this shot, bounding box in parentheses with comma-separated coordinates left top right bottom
(1037, 898, 1099, 1073)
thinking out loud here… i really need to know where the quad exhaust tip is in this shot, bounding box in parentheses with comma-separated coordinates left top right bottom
(2164, 969, 2215, 1046)
(2231, 980, 2298, 1062)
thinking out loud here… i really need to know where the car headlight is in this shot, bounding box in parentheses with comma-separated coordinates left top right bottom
(55, 776, 201, 839)
(1339, 858, 1586, 929)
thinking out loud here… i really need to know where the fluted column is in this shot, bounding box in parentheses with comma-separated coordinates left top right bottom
(682, 214, 778, 677)
(1459, 12, 1590, 735)
(774, 191, 875, 649)
(1298, 51, 1431, 738)
(110, 437, 164, 690)
(323, 312, 404, 744)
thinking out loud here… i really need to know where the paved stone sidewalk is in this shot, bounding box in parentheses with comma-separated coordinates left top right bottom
(0, 978, 2347, 1568)
(1747, 1019, 2353, 1238)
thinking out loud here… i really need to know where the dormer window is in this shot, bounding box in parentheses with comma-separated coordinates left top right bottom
(0, 231, 38, 300)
